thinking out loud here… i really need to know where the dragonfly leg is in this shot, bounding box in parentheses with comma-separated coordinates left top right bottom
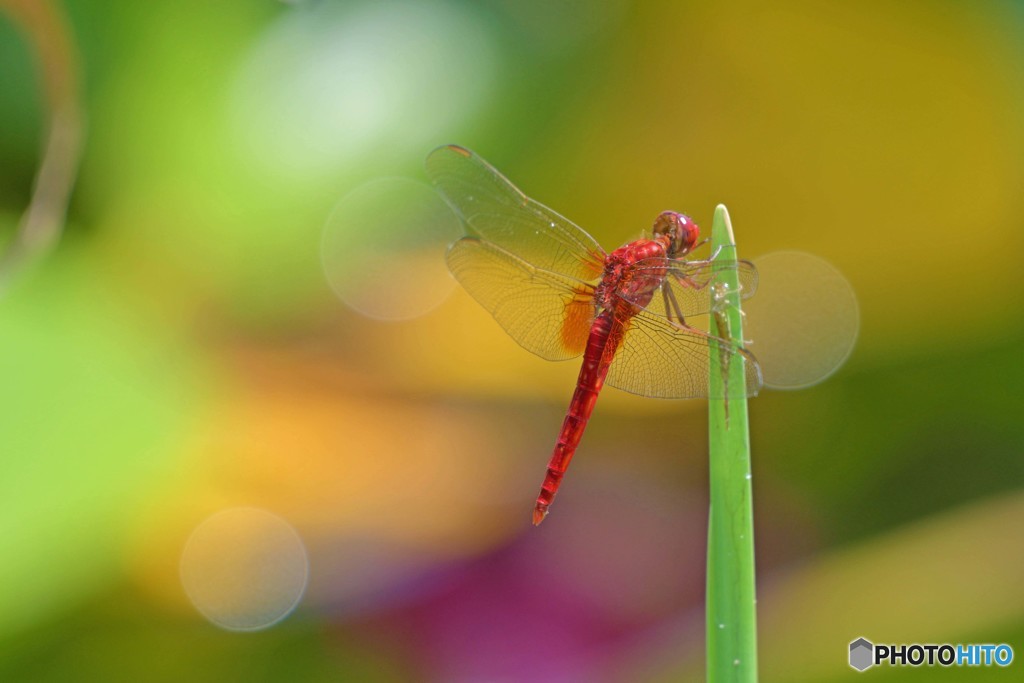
(662, 284, 756, 363)
(670, 267, 710, 294)
(693, 241, 726, 261)
(663, 282, 689, 327)
(712, 282, 754, 345)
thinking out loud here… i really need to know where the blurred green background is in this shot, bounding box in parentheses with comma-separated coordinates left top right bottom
(2, 1, 1023, 681)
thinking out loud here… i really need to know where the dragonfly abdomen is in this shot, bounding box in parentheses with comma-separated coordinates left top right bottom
(533, 310, 619, 525)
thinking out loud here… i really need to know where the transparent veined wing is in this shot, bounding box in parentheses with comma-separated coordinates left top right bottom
(604, 309, 763, 399)
(617, 256, 758, 321)
(447, 237, 596, 361)
(427, 145, 606, 282)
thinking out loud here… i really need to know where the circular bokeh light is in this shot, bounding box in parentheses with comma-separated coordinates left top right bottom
(180, 507, 308, 631)
(743, 251, 859, 389)
(230, 0, 494, 179)
(322, 177, 461, 321)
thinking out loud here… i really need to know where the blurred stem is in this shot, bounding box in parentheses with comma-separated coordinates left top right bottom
(706, 204, 757, 682)
(0, 0, 83, 291)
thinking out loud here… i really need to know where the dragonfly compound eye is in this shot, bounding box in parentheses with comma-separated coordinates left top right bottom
(653, 211, 699, 256)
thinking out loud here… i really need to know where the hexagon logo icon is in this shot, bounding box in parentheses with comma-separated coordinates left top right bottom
(850, 637, 874, 671)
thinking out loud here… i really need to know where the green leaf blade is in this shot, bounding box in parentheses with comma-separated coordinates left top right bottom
(706, 204, 758, 682)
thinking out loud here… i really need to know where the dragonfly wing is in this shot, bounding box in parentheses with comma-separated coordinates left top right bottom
(426, 145, 606, 281)
(620, 257, 758, 320)
(605, 309, 763, 399)
(447, 237, 596, 361)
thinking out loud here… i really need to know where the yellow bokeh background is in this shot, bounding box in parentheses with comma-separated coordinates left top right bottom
(1, 1, 1022, 681)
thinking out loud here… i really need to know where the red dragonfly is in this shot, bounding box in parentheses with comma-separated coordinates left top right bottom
(427, 145, 762, 525)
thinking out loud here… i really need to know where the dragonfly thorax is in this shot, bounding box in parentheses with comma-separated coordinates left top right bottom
(595, 239, 670, 313)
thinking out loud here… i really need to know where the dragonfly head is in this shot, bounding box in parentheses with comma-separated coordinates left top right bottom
(653, 211, 700, 257)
